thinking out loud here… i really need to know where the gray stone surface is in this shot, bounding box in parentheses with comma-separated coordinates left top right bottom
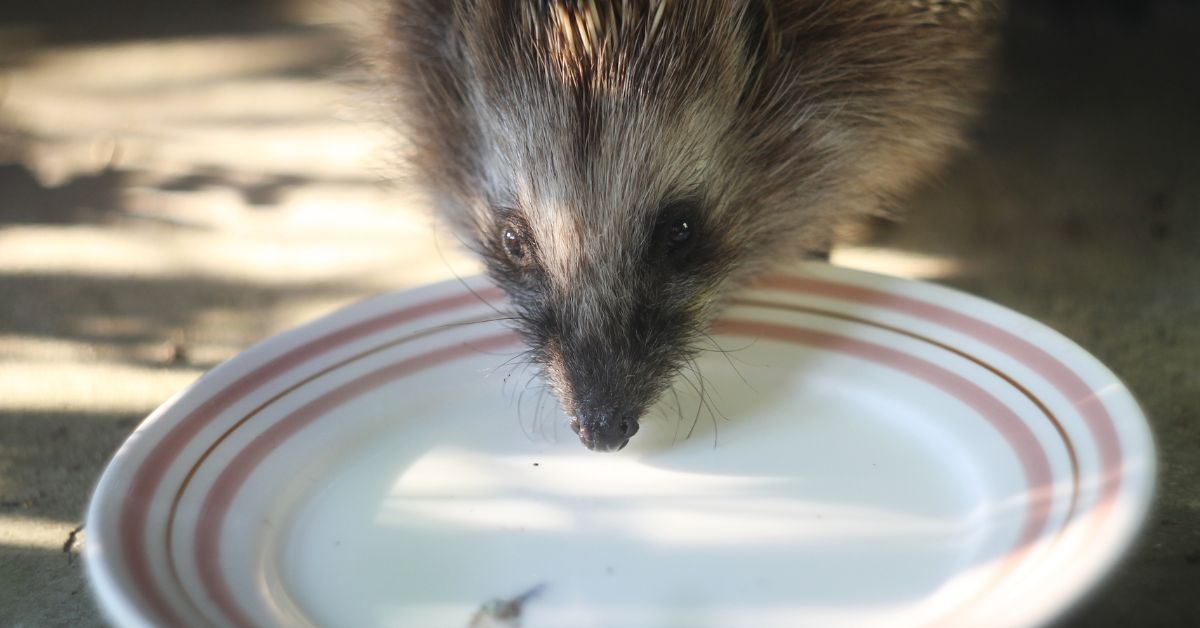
(1, 2, 1197, 626)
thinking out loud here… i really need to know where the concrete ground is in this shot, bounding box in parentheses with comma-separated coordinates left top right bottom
(0, 2, 1196, 626)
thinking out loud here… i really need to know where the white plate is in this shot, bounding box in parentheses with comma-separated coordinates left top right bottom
(85, 264, 1155, 628)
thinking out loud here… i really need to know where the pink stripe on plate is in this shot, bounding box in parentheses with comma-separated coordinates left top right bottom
(758, 275, 1122, 506)
(193, 331, 522, 628)
(117, 287, 502, 625)
(714, 319, 1056, 551)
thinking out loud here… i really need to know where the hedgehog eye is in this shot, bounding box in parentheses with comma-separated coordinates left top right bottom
(666, 218, 693, 249)
(502, 225, 529, 264)
(655, 201, 701, 259)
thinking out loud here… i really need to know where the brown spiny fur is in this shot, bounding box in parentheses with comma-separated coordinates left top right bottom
(375, 0, 1003, 450)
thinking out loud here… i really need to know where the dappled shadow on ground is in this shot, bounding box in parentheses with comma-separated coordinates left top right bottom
(155, 169, 314, 208)
(858, 7, 1200, 290)
(0, 410, 140, 521)
(0, 544, 100, 628)
(0, 162, 324, 225)
(0, 409, 132, 626)
(0, 163, 128, 224)
(0, 0, 296, 45)
(0, 4, 409, 627)
(0, 271, 377, 370)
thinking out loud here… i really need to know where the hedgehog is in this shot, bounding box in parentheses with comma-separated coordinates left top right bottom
(376, 0, 1003, 451)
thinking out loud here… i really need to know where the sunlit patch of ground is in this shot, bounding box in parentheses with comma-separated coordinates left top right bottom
(0, 22, 482, 430)
(0, 17, 481, 625)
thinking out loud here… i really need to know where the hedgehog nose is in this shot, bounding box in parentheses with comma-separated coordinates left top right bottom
(570, 410, 639, 452)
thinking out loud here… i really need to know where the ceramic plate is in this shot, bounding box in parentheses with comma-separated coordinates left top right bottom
(85, 264, 1155, 628)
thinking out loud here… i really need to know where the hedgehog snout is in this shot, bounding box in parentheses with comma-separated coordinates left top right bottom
(568, 405, 640, 452)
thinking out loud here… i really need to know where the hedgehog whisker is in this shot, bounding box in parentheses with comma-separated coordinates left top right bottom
(687, 354, 722, 448)
(694, 332, 756, 393)
(668, 383, 685, 446)
(670, 362, 706, 442)
(486, 347, 535, 377)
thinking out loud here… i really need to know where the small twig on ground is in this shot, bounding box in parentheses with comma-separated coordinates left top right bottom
(63, 524, 85, 564)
